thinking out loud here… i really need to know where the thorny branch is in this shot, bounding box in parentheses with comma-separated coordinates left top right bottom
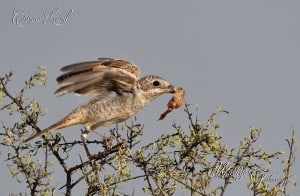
(0, 69, 298, 196)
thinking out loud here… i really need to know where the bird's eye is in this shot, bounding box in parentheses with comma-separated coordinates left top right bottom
(152, 81, 160, 87)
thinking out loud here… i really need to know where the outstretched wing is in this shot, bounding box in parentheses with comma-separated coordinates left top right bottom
(54, 58, 140, 96)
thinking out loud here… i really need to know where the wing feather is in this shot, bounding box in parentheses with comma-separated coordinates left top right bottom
(54, 58, 140, 96)
(60, 61, 103, 72)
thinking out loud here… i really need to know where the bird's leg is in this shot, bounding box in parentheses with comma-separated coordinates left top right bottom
(81, 130, 89, 142)
(81, 125, 91, 141)
(81, 127, 91, 157)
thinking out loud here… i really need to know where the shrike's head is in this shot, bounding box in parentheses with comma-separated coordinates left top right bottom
(138, 75, 175, 100)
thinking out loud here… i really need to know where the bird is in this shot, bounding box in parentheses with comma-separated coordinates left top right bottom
(24, 57, 176, 142)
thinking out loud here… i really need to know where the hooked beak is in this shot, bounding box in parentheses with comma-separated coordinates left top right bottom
(167, 85, 176, 93)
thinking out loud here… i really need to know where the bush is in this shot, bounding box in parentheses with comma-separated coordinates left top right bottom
(0, 68, 297, 195)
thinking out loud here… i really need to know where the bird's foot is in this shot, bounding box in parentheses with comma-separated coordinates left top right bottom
(81, 129, 89, 142)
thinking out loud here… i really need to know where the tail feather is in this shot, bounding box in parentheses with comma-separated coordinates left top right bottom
(23, 115, 82, 143)
(23, 127, 53, 143)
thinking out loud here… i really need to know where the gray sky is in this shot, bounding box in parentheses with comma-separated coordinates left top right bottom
(1, 1, 299, 195)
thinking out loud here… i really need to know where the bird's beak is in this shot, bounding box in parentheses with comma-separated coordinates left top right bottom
(167, 85, 176, 93)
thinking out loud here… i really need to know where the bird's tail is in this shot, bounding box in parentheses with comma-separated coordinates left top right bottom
(23, 114, 81, 143)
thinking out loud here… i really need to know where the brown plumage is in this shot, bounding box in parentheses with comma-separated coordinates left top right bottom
(24, 58, 176, 143)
